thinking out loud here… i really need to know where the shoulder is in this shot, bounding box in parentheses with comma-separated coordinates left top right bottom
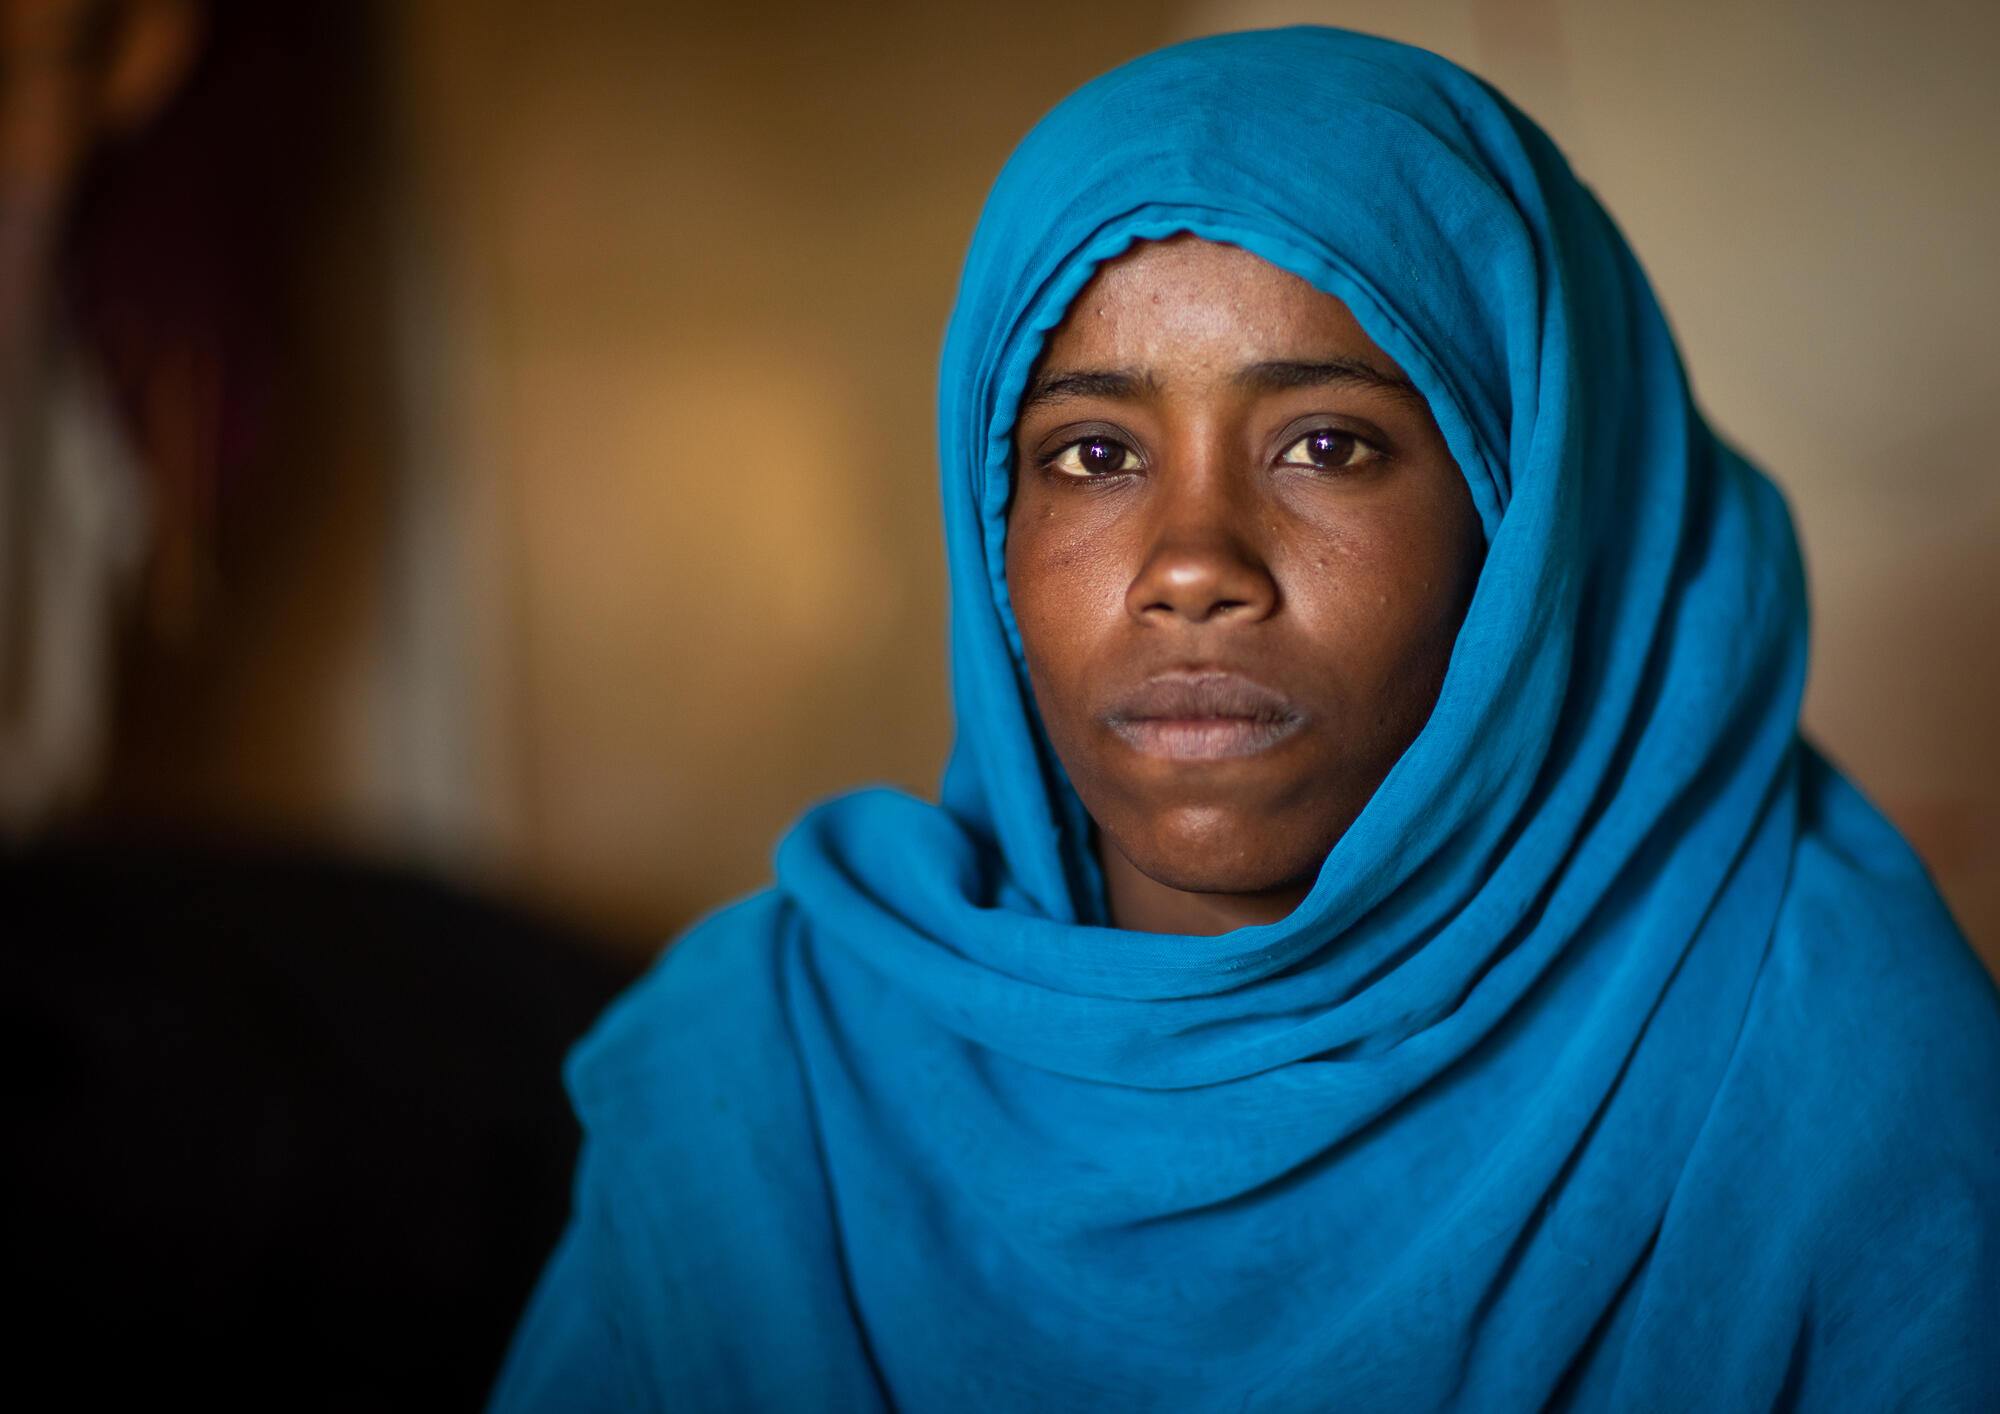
(1667, 748, 2000, 1235)
(563, 890, 810, 1156)
(511, 894, 886, 1404)
(1615, 754, 2000, 1405)
(1728, 752, 2000, 1385)
(1756, 750, 2000, 1138)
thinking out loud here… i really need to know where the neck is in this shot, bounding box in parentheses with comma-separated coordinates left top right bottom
(1098, 838, 1314, 936)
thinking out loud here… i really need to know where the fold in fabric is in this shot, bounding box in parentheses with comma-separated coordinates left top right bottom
(492, 28, 2000, 1413)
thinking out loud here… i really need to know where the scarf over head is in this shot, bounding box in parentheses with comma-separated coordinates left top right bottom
(493, 27, 2000, 1413)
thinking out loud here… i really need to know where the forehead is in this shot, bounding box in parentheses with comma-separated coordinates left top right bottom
(1040, 235, 1397, 374)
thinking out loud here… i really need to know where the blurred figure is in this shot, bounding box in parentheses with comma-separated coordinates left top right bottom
(3, 8, 634, 1409)
(0, 0, 197, 830)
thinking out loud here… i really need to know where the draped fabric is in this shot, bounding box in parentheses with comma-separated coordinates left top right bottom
(491, 29, 2000, 1412)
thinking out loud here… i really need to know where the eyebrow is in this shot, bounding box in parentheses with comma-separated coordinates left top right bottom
(1018, 357, 1424, 413)
(1234, 358, 1425, 405)
(1018, 368, 1161, 411)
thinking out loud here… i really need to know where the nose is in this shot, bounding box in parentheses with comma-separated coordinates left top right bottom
(1124, 470, 1279, 626)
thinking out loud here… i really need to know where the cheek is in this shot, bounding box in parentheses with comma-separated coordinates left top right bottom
(1004, 514, 1080, 734)
(1005, 505, 1129, 690)
(1285, 493, 1479, 699)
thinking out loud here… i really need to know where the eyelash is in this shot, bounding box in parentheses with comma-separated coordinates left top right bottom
(1045, 436, 1142, 478)
(1041, 427, 1380, 479)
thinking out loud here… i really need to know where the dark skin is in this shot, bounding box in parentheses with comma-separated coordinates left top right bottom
(1006, 235, 1484, 936)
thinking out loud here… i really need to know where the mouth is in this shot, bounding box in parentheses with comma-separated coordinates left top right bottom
(1104, 671, 1306, 761)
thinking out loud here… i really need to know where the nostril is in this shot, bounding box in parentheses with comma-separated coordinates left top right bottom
(1131, 562, 1274, 623)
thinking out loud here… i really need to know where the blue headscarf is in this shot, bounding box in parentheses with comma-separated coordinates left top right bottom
(493, 28, 2000, 1412)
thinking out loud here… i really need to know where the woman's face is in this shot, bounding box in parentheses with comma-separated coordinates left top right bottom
(1006, 236, 1483, 935)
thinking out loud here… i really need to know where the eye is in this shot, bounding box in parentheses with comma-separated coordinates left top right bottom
(1047, 435, 1141, 478)
(1276, 427, 1376, 472)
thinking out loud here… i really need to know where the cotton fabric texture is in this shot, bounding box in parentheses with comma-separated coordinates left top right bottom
(491, 27, 2000, 1413)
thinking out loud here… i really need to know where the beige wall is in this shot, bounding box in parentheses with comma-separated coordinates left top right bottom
(1182, 0, 2000, 963)
(386, 0, 2000, 963)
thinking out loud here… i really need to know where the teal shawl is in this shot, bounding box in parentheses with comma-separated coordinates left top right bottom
(493, 28, 2000, 1412)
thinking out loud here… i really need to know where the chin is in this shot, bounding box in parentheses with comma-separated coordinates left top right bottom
(1121, 820, 1326, 899)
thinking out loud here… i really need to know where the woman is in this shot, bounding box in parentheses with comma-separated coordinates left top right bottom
(492, 27, 2000, 1411)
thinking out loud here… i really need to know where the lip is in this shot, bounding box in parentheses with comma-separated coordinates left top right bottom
(1104, 671, 1306, 760)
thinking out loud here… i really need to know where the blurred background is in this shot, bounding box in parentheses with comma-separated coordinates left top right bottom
(5, 0, 1995, 1406)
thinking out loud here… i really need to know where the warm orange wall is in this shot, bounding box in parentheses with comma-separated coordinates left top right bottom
(391, 0, 1182, 940)
(388, 0, 2000, 962)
